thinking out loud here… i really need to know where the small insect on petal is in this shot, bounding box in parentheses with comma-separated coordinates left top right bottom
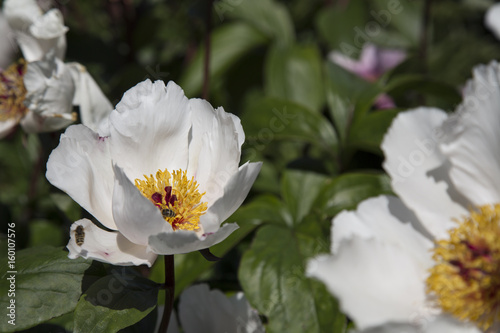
(75, 225, 85, 246)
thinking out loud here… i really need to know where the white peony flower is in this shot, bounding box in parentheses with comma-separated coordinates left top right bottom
(47, 80, 262, 266)
(307, 62, 500, 332)
(0, 0, 112, 137)
(3, 0, 67, 62)
(158, 284, 264, 333)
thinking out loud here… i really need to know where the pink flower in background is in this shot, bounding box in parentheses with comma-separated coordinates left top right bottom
(329, 43, 406, 109)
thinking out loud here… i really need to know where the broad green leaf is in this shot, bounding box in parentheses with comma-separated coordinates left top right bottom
(241, 97, 338, 156)
(386, 74, 461, 107)
(47, 312, 74, 332)
(372, 0, 421, 46)
(239, 224, 346, 333)
(265, 44, 325, 112)
(73, 269, 159, 333)
(28, 220, 64, 247)
(281, 170, 327, 226)
(0, 246, 91, 332)
(226, 0, 294, 46)
(316, 172, 393, 217)
(325, 61, 383, 120)
(315, 1, 368, 50)
(50, 193, 82, 222)
(249, 159, 281, 195)
(348, 109, 400, 153)
(325, 88, 352, 145)
(179, 23, 267, 97)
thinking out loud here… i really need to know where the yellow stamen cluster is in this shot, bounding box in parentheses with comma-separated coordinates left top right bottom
(135, 169, 207, 231)
(427, 204, 500, 330)
(0, 59, 28, 122)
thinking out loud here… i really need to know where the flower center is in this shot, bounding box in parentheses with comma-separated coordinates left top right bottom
(0, 59, 28, 122)
(135, 169, 207, 231)
(426, 204, 500, 330)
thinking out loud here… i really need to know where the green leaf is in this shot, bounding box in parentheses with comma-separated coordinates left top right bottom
(239, 224, 346, 333)
(386, 74, 462, 107)
(325, 61, 383, 120)
(241, 97, 338, 156)
(50, 193, 82, 222)
(179, 22, 268, 97)
(28, 220, 64, 247)
(73, 268, 159, 333)
(372, 0, 422, 46)
(325, 88, 352, 145)
(265, 44, 325, 112)
(226, 0, 294, 46)
(281, 170, 327, 226)
(0, 246, 91, 332)
(316, 172, 393, 217)
(315, 1, 368, 50)
(348, 109, 401, 153)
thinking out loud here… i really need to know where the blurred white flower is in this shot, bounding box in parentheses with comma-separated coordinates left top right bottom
(329, 43, 406, 109)
(3, 0, 67, 62)
(307, 62, 500, 332)
(48, 80, 262, 266)
(159, 284, 264, 333)
(0, 0, 112, 138)
(485, 3, 500, 40)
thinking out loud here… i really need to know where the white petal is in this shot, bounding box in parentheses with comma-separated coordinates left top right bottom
(28, 9, 67, 60)
(307, 238, 432, 330)
(227, 292, 264, 333)
(331, 196, 434, 260)
(0, 118, 18, 139)
(424, 315, 482, 333)
(0, 13, 16, 69)
(67, 62, 113, 133)
(485, 4, 500, 40)
(112, 164, 170, 246)
(23, 54, 76, 131)
(178, 284, 263, 333)
(188, 101, 242, 203)
(382, 108, 468, 239)
(3, 0, 42, 61)
(353, 315, 481, 333)
(46, 125, 116, 229)
(11, 30, 44, 62)
(29, 9, 68, 39)
(19, 108, 75, 133)
(67, 219, 157, 267)
(148, 223, 239, 255)
(3, 0, 41, 29)
(353, 323, 420, 333)
(108, 80, 192, 181)
(3, 1, 67, 62)
(200, 162, 262, 233)
(439, 62, 500, 206)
